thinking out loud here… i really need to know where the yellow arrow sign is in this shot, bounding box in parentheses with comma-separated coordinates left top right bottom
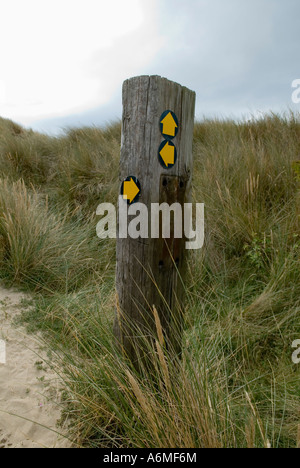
(160, 112, 178, 137)
(159, 141, 175, 167)
(123, 178, 140, 203)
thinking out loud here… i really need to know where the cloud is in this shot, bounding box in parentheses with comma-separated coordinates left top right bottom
(84, 1, 162, 105)
(0, 0, 161, 125)
(6, 0, 300, 133)
(144, 0, 300, 119)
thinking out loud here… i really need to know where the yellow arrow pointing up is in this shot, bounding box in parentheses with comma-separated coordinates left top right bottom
(161, 112, 178, 137)
(160, 141, 175, 167)
(123, 178, 140, 203)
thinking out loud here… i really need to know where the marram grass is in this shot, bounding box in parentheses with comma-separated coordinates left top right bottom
(1, 112, 299, 447)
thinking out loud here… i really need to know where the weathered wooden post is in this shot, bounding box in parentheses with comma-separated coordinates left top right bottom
(115, 75, 196, 366)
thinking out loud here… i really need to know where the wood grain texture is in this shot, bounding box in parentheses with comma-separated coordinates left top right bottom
(115, 75, 196, 365)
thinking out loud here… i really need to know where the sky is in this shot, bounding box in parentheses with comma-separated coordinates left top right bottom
(1, 0, 300, 135)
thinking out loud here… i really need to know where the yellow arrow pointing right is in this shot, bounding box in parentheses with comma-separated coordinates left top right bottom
(159, 141, 175, 167)
(123, 178, 140, 203)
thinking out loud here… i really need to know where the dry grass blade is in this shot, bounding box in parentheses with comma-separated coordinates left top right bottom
(153, 305, 165, 347)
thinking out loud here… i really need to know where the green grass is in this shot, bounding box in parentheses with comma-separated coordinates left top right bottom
(1, 112, 299, 448)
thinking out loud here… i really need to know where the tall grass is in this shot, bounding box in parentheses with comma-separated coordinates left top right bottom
(27, 292, 273, 448)
(1, 112, 299, 447)
(0, 179, 113, 290)
(0, 119, 120, 213)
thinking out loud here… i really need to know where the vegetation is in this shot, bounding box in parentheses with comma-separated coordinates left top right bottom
(0, 112, 299, 448)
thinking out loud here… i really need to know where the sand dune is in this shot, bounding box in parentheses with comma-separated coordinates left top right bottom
(0, 286, 70, 448)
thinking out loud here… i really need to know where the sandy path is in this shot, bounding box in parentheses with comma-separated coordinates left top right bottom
(0, 286, 70, 448)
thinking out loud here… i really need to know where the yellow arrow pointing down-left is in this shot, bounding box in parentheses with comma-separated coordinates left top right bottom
(123, 178, 140, 203)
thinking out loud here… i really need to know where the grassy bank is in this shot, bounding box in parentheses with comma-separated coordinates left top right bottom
(0, 113, 299, 447)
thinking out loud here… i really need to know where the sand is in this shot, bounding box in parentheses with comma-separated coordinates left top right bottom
(0, 286, 70, 448)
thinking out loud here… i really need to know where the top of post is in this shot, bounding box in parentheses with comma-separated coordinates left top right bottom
(123, 75, 196, 97)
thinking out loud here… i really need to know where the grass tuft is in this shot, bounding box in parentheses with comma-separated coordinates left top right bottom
(0, 112, 299, 447)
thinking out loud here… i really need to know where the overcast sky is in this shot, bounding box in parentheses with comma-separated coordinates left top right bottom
(1, 0, 300, 134)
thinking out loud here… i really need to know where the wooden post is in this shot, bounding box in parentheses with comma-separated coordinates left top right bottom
(115, 75, 196, 366)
